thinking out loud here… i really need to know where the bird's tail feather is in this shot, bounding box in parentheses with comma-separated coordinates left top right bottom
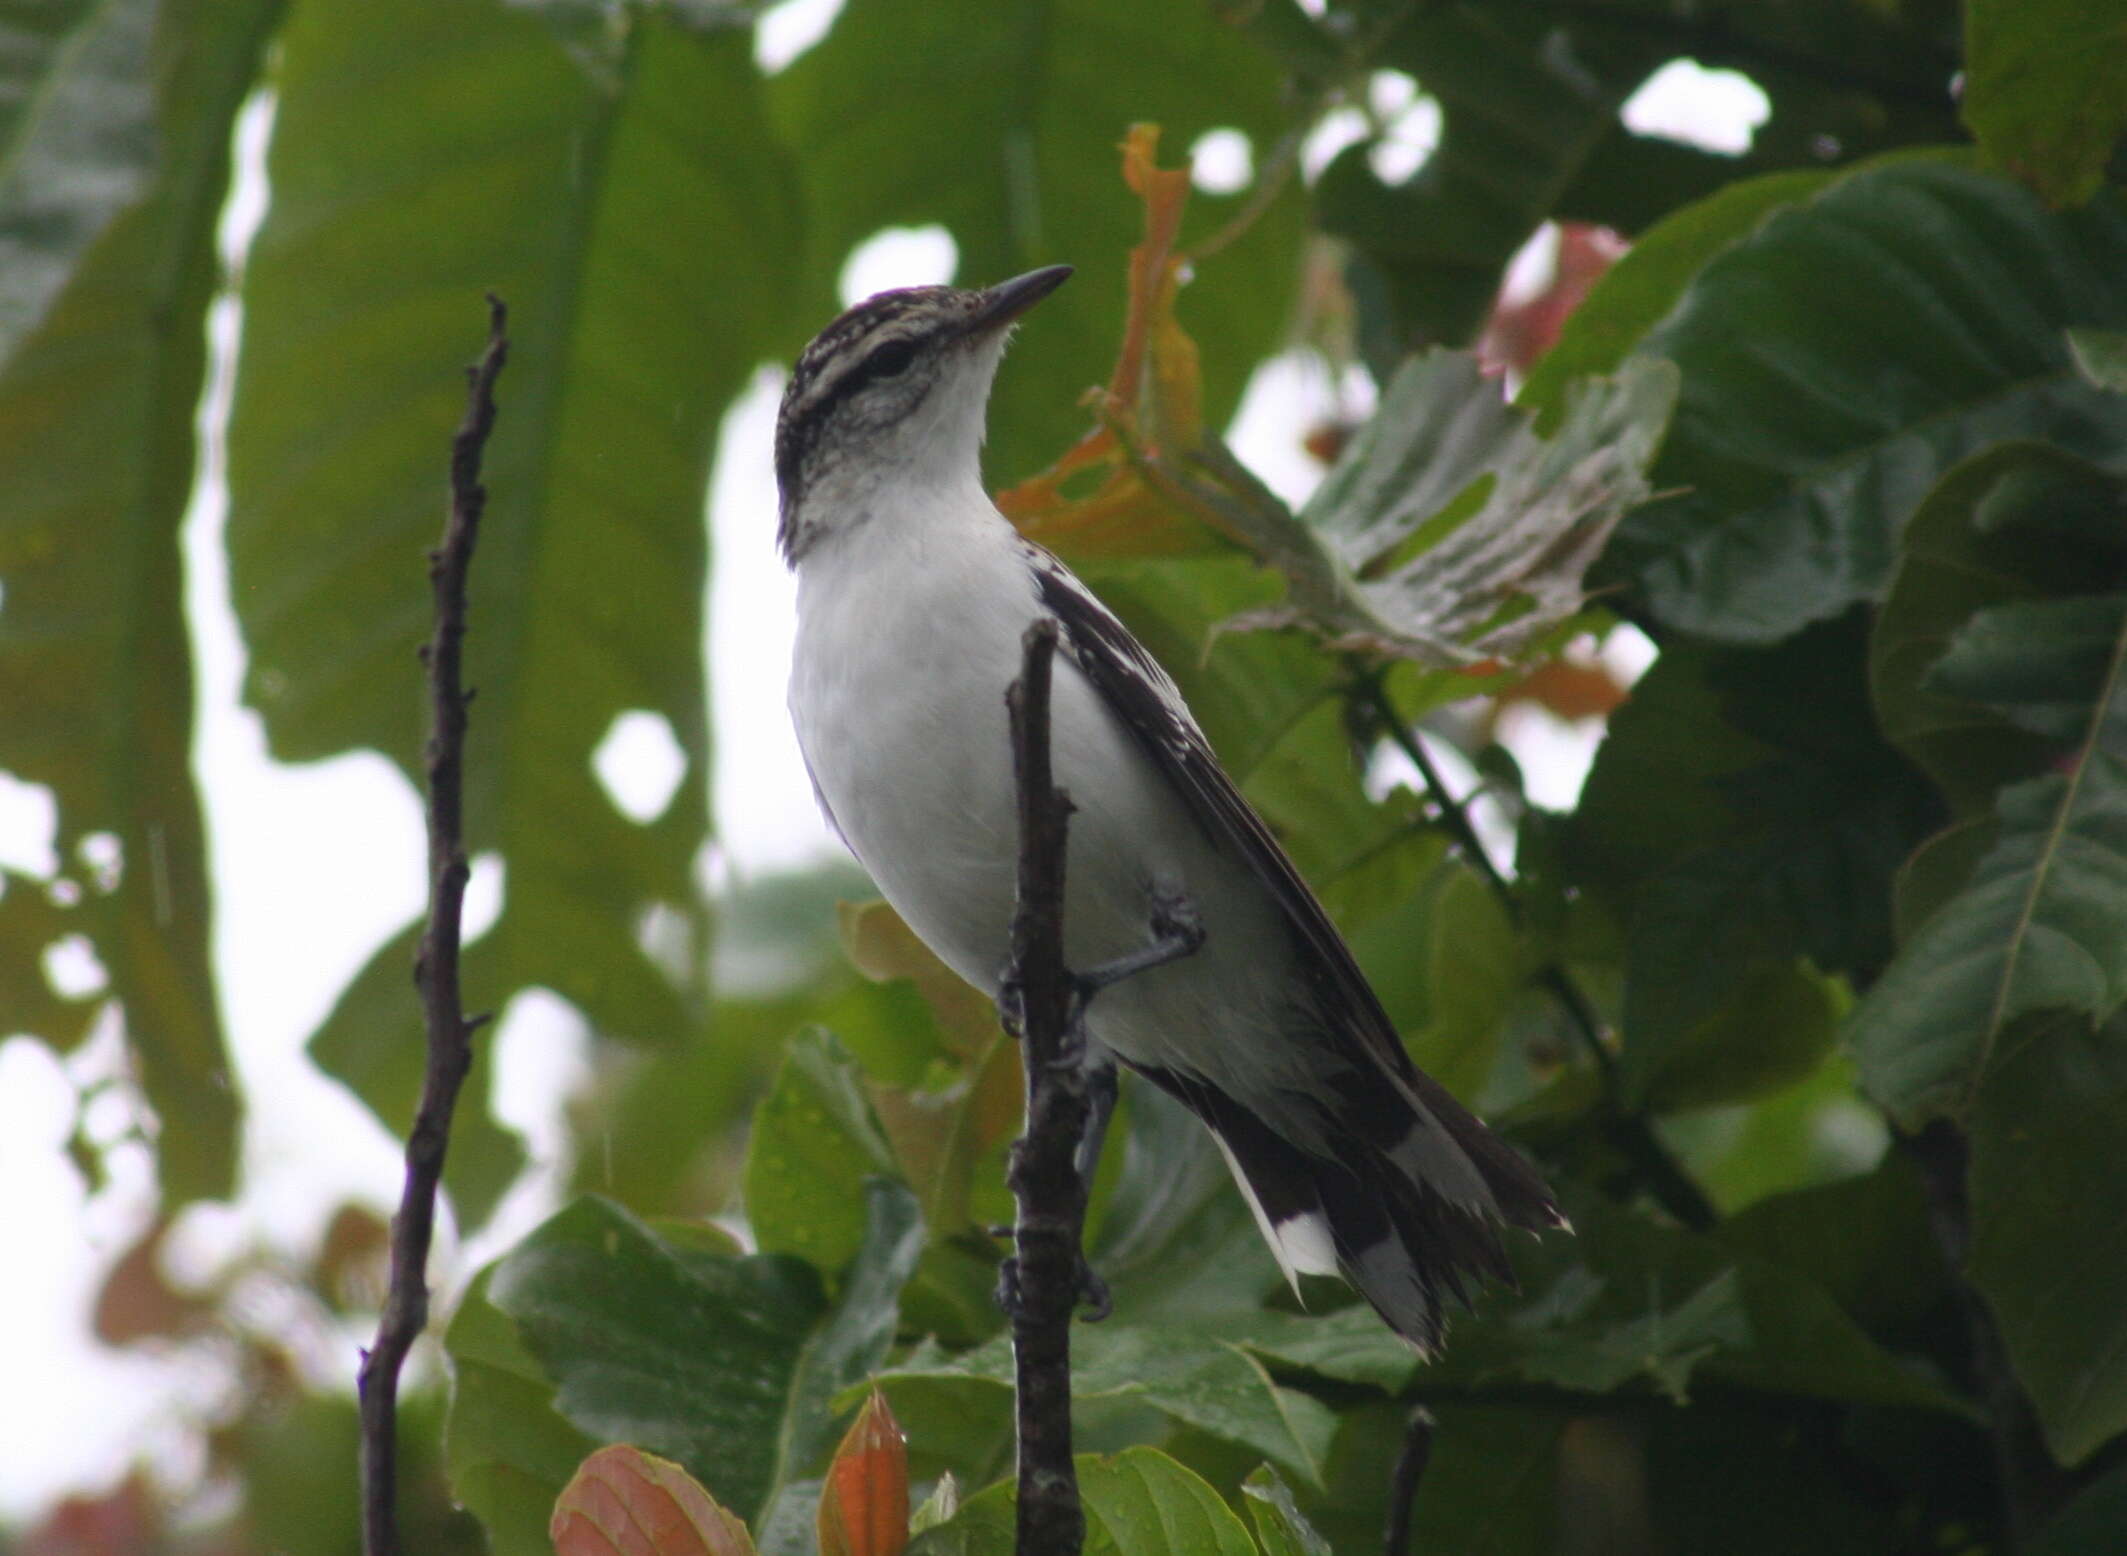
(1137, 1065, 1557, 1355)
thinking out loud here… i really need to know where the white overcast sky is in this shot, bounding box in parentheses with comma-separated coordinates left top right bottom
(0, 6, 1764, 1514)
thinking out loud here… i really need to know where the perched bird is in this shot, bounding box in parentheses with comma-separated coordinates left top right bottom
(779, 265, 1564, 1351)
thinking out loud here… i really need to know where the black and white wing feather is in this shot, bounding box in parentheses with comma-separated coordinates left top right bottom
(1023, 542, 1563, 1350)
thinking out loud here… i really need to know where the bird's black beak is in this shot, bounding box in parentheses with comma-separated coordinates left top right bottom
(968, 265, 1073, 333)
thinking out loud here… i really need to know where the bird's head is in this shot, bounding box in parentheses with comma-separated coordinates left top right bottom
(774, 265, 1072, 563)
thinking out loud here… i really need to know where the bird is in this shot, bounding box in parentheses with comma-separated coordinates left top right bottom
(778, 264, 1564, 1352)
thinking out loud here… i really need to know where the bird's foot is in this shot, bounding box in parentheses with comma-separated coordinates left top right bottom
(1071, 888, 1206, 1005)
(993, 1248, 1112, 1323)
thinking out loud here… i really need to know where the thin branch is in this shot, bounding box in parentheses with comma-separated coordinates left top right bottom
(1357, 672, 1717, 1231)
(1383, 1406, 1435, 1556)
(357, 295, 508, 1556)
(1902, 1120, 2071, 1548)
(1003, 620, 1090, 1556)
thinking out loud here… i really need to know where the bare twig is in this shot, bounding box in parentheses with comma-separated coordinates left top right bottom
(1383, 1406, 1435, 1556)
(357, 295, 508, 1556)
(1357, 673, 1717, 1232)
(1003, 619, 1090, 1556)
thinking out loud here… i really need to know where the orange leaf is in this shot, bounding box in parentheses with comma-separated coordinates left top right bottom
(550, 1445, 756, 1556)
(817, 1387, 910, 1556)
(997, 124, 1228, 561)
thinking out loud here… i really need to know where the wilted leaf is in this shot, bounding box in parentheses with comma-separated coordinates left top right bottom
(768, 2, 1301, 486)
(1237, 348, 1674, 664)
(997, 125, 1229, 562)
(818, 1389, 909, 1556)
(551, 1445, 756, 1556)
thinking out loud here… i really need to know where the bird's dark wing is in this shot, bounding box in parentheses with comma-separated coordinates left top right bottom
(1023, 544, 1562, 1237)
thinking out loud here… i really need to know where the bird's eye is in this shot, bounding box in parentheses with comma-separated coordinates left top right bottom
(864, 339, 917, 380)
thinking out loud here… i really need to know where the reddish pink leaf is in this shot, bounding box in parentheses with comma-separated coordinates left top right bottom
(550, 1445, 754, 1556)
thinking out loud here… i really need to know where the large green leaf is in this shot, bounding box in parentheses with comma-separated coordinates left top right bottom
(442, 1265, 600, 1556)
(910, 1448, 1260, 1556)
(1969, 1010, 2127, 1466)
(1519, 168, 1833, 422)
(1870, 443, 2127, 817)
(1963, 0, 2127, 207)
(1608, 159, 2127, 642)
(0, 0, 282, 1201)
(480, 1184, 922, 1529)
(873, 1320, 1340, 1489)
(1850, 602, 2127, 1125)
(1572, 625, 1934, 1112)
(0, 0, 157, 364)
(743, 1026, 900, 1271)
(767, 0, 1303, 486)
(227, 0, 797, 1205)
(1422, 1186, 1974, 1418)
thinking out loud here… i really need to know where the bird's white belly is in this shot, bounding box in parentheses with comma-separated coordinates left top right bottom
(789, 527, 1304, 1082)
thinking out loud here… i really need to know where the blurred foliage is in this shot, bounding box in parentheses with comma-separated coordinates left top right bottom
(5, 1, 2127, 1553)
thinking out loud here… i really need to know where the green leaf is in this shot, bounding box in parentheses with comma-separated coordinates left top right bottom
(1229, 349, 1673, 664)
(1240, 1465, 1331, 1556)
(306, 925, 525, 1229)
(443, 1266, 600, 1556)
(909, 1448, 1259, 1556)
(485, 1184, 922, 1527)
(1871, 443, 2127, 817)
(1850, 627, 2127, 1124)
(743, 1028, 899, 1270)
(1424, 1187, 1974, 1418)
(2069, 326, 2127, 392)
(1520, 168, 1833, 423)
(1573, 627, 1934, 1112)
(1087, 1078, 1283, 1327)
(2030, 1457, 2127, 1555)
(0, 0, 157, 364)
(0, 0, 282, 1202)
(1077, 1449, 1259, 1556)
(767, 0, 1304, 486)
(874, 1319, 1338, 1489)
(1313, 4, 1670, 349)
(1969, 1010, 2127, 1465)
(1963, 0, 2127, 207)
(1607, 160, 2127, 642)
(228, 0, 796, 1192)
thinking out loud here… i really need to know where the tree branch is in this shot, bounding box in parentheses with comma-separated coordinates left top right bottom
(357, 295, 508, 1556)
(1003, 619, 1089, 1556)
(1357, 672, 1717, 1231)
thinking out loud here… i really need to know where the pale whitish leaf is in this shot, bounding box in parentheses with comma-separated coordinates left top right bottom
(0, 0, 157, 366)
(1227, 350, 1675, 664)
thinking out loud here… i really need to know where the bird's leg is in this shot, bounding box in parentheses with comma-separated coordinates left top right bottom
(1069, 887, 1206, 1010)
(1067, 1047, 1119, 1320)
(993, 891, 1203, 1324)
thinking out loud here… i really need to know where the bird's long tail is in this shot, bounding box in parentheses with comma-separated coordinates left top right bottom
(1139, 1065, 1563, 1355)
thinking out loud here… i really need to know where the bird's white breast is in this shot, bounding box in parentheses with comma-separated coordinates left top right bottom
(788, 487, 1310, 1087)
